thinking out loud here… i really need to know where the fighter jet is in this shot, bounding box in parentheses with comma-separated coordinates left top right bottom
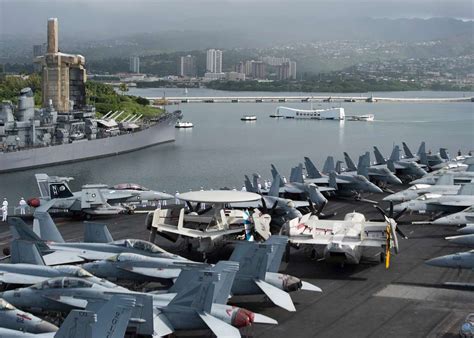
(303, 157, 384, 199)
(0, 295, 136, 338)
(383, 174, 460, 202)
(392, 183, 474, 214)
(342, 152, 402, 187)
(281, 205, 406, 267)
(446, 234, 474, 246)
(0, 298, 58, 334)
(458, 224, 474, 235)
(27, 174, 173, 217)
(0, 262, 277, 337)
(9, 212, 182, 265)
(425, 251, 474, 271)
(431, 206, 474, 226)
(373, 145, 427, 181)
(0, 240, 121, 290)
(410, 158, 474, 185)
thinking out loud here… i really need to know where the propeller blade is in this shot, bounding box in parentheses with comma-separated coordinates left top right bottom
(389, 202, 394, 219)
(395, 227, 408, 239)
(270, 200, 279, 213)
(261, 198, 268, 214)
(374, 205, 388, 220)
(393, 208, 407, 222)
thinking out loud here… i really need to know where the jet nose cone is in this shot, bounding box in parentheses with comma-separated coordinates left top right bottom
(370, 185, 384, 194)
(34, 321, 59, 333)
(432, 216, 451, 225)
(392, 203, 406, 212)
(390, 176, 403, 185)
(158, 192, 174, 200)
(425, 256, 449, 268)
(458, 225, 474, 235)
(383, 194, 398, 202)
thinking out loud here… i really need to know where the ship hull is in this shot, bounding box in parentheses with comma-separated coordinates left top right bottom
(0, 116, 178, 173)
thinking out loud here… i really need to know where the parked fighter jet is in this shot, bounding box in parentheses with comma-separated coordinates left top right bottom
(0, 240, 120, 289)
(425, 251, 474, 271)
(28, 174, 173, 217)
(383, 174, 460, 202)
(373, 145, 427, 181)
(446, 234, 474, 246)
(303, 157, 383, 199)
(0, 298, 58, 334)
(343, 152, 402, 186)
(410, 158, 474, 185)
(458, 224, 474, 235)
(9, 212, 182, 265)
(392, 183, 474, 214)
(0, 262, 277, 337)
(432, 206, 474, 226)
(281, 205, 406, 267)
(0, 295, 136, 338)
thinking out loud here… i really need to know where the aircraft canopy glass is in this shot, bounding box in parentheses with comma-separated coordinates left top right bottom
(0, 299, 15, 311)
(113, 239, 164, 254)
(32, 278, 94, 290)
(112, 183, 149, 191)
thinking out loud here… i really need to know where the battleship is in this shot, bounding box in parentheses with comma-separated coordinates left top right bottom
(0, 18, 180, 173)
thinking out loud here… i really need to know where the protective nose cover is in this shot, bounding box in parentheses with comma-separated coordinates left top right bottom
(282, 275, 303, 292)
(231, 308, 254, 328)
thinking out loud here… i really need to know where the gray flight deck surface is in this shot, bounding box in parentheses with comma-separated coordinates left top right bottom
(0, 189, 472, 337)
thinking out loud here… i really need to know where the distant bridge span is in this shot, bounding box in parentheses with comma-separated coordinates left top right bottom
(146, 95, 473, 104)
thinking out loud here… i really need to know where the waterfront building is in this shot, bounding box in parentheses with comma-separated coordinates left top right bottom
(226, 72, 245, 81)
(289, 61, 297, 80)
(178, 55, 196, 77)
(251, 61, 266, 79)
(129, 56, 140, 74)
(204, 72, 226, 81)
(206, 49, 223, 73)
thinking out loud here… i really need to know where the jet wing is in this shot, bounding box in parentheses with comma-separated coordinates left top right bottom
(118, 266, 182, 280)
(289, 235, 333, 245)
(43, 251, 86, 265)
(0, 272, 47, 285)
(156, 224, 243, 239)
(153, 310, 175, 337)
(43, 295, 88, 309)
(433, 200, 473, 207)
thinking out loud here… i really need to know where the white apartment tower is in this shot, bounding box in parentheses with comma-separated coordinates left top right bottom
(206, 49, 222, 73)
(129, 56, 140, 73)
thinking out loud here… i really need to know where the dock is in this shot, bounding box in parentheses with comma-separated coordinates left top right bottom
(147, 95, 474, 104)
(0, 189, 472, 337)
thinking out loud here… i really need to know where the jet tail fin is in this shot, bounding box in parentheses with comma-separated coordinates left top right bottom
(389, 145, 400, 162)
(270, 164, 280, 180)
(335, 161, 343, 174)
(322, 156, 335, 174)
(304, 157, 322, 179)
(373, 146, 386, 165)
(210, 261, 240, 304)
(265, 236, 288, 273)
(417, 141, 426, 157)
(465, 157, 474, 172)
(230, 241, 270, 281)
(328, 171, 338, 190)
(290, 163, 304, 183)
(458, 183, 474, 196)
(244, 175, 255, 193)
(386, 160, 396, 173)
(33, 211, 65, 243)
(83, 222, 114, 243)
(344, 152, 358, 171)
(402, 142, 414, 158)
(439, 148, 449, 160)
(307, 185, 328, 209)
(419, 148, 428, 166)
(92, 296, 136, 338)
(35, 173, 51, 198)
(8, 217, 50, 252)
(10, 239, 46, 265)
(268, 174, 280, 197)
(54, 310, 96, 338)
(356, 154, 369, 178)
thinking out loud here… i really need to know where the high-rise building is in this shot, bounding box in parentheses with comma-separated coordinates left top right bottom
(129, 56, 140, 73)
(35, 18, 86, 112)
(178, 55, 196, 77)
(251, 61, 266, 79)
(277, 62, 290, 80)
(33, 44, 46, 72)
(206, 49, 222, 73)
(289, 61, 297, 80)
(235, 61, 245, 74)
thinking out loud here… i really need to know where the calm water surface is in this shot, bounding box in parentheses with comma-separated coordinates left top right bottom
(1, 89, 473, 202)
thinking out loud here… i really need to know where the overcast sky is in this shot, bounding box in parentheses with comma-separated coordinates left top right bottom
(1, 0, 473, 38)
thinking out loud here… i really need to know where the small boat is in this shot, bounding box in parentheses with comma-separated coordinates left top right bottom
(175, 121, 194, 128)
(348, 114, 375, 122)
(241, 115, 257, 121)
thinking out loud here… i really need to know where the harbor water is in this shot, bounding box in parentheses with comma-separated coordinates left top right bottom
(0, 89, 473, 203)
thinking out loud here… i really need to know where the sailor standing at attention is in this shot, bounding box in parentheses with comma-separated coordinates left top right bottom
(1, 204, 7, 222)
(175, 191, 180, 205)
(19, 198, 27, 215)
(200, 187, 206, 209)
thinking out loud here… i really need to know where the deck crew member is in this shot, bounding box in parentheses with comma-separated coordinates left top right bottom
(19, 197, 27, 215)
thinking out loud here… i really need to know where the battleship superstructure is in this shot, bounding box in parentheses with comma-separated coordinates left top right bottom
(0, 18, 179, 173)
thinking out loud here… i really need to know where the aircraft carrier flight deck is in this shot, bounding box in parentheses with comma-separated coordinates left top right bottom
(0, 189, 471, 338)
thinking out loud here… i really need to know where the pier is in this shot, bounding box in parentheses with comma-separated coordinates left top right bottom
(146, 95, 473, 104)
